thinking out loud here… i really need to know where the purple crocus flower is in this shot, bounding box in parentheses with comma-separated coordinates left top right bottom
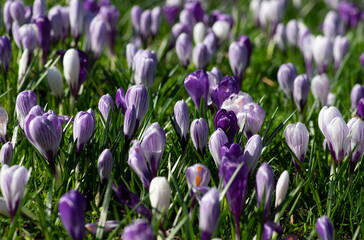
(286, 20, 299, 47)
(124, 105, 136, 142)
(360, 52, 364, 68)
(16, 90, 37, 129)
(203, 32, 217, 61)
(214, 109, 238, 143)
(84, 0, 99, 13)
(128, 140, 152, 190)
(277, 63, 298, 100)
(0, 142, 13, 166)
(312, 36, 333, 74)
(184, 69, 209, 111)
(176, 33, 192, 68)
(48, 6, 63, 41)
(263, 221, 284, 240)
(358, 98, 364, 119)
(211, 75, 240, 109)
(274, 23, 287, 52)
(191, 118, 209, 156)
(0, 36, 12, 77)
(229, 41, 248, 83)
(85, 221, 119, 235)
(25, 110, 62, 176)
(323, 11, 340, 39)
(126, 43, 138, 69)
(326, 116, 350, 164)
(347, 118, 364, 177)
(124, 85, 149, 132)
(338, 2, 361, 29)
(3, 1, 13, 34)
(98, 94, 114, 125)
(115, 87, 127, 114)
(61, 7, 70, 41)
(139, 10, 152, 42)
(99, 5, 120, 55)
(151, 6, 162, 36)
(73, 109, 96, 157)
(193, 43, 210, 69)
(199, 187, 220, 240)
(32, 0, 46, 19)
(316, 216, 334, 240)
(350, 84, 364, 110)
(293, 74, 310, 113)
(90, 16, 108, 59)
(19, 23, 38, 52)
(171, 22, 191, 41)
(133, 49, 158, 88)
(33, 16, 51, 63)
(58, 190, 87, 240)
(184, 1, 204, 24)
(256, 163, 274, 221)
(333, 36, 349, 71)
(186, 163, 210, 189)
(131, 6, 142, 34)
(174, 100, 190, 145)
(243, 134, 263, 176)
(0, 165, 29, 221)
(0, 107, 8, 144)
(237, 102, 265, 139)
(69, 0, 84, 44)
(284, 122, 309, 172)
(9, 1, 26, 26)
(97, 149, 113, 184)
(122, 219, 154, 240)
(311, 74, 330, 107)
(209, 128, 229, 168)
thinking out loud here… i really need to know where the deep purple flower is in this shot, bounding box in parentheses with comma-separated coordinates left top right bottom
(33, 16, 51, 63)
(184, 69, 209, 111)
(58, 190, 87, 240)
(163, 4, 180, 25)
(122, 219, 154, 240)
(73, 109, 96, 156)
(209, 128, 229, 168)
(97, 149, 113, 183)
(84, 0, 99, 13)
(0, 36, 12, 77)
(124, 105, 136, 142)
(214, 109, 238, 143)
(184, 1, 204, 25)
(339, 2, 361, 29)
(293, 74, 310, 113)
(358, 98, 364, 119)
(0, 142, 13, 166)
(115, 87, 127, 114)
(237, 35, 253, 68)
(211, 75, 240, 109)
(316, 216, 334, 240)
(256, 163, 274, 221)
(351, 84, 364, 110)
(263, 221, 284, 240)
(191, 118, 209, 156)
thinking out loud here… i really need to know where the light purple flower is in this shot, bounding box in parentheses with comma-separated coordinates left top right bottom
(190, 118, 209, 156)
(73, 109, 96, 156)
(97, 149, 113, 183)
(256, 163, 274, 221)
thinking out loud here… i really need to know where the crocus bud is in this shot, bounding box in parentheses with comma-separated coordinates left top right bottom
(184, 1, 204, 24)
(347, 118, 364, 175)
(48, 6, 63, 41)
(19, 24, 38, 51)
(149, 176, 171, 215)
(193, 22, 206, 44)
(0, 107, 8, 143)
(176, 33, 192, 68)
(33, 0, 46, 19)
(193, 43, 210, 69)
(90, 16, 108, 59)
(211, 75, 240, 109)
(350, 84, 364, 110)
(186, 163, 210, 189)
(128, 140, 151, 190)
(73, 109, 96, 156)
(184, 69, 209, 111)
(316, 216, 334, 240)
(69, 0, 84, 42)
(229, 41, 248, 82)
(243, 134, 262, 176)
(284, 122, 309, 171)
(180, 9, 193, 26)
(25, 110, 62, 175)
(126, 43, 138, 68)
(16, 90, 37, 129)
(286, 20, 299, 47)
(124, 105, 136, 142)
(237, 102, 265, 139)
(28, 105, 45, 117)
(172, 22, 191, 40)
(174, 100, 189, 144)
(47, 66, 64, 99)
(203, 32, 217, 61)
(133, 50, 157, 88)
(115, 87, 127, 114)
(199, 187, 220, 240)
(338, 2, 360, 29)
(18, 49, 29, 85)
(326, 116, 350, 164)
(4, 1, 13, 33)
(122, 219, 154, 240)
(0, 36, 12, 77)
(277, 63, 298, 99)
(323, 11, 340, 39)
(293, 74, 310, 113)
(97, 149, 113, 183)
(9, 1, 26, 26)
(98, 94, 114, 125)
(318, 106, 343, 137)
(131, 6, 142, 34)
(125, 85, 149, 129)
(214, 109, 238, 143)
(99, 5, 120, 55)
(212, 20, 230, 44)
(311, 74, 330, 107)
(274, 23, 287, 52)
(191, 118, 209, 156)
(58, 190, 86, 240)
(312, 36, 333, 73)
(140, 10, 151, 41)
(0, 165, 29, 220)
(211, 67, 223, 83)
(275, 170, 289, 207)
(333, 36, 349, 70)
(63, 48, 80, 97)
(0, 142, 13, 166)
(327, 93, 336, 106)
(209, 128, 228, 168)
(256, 163, 274, 221)
(141, 123, 166, 177)
(358, 98, 364, 119)
(151, 6, 161, 36)
(61, 7, 70, 40)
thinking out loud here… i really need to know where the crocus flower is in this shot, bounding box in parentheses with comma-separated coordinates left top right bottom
(124, 85, 149, 131)
(193, 22, 206, 44)
(237, 102, 265, 138)
(293, 74, 310, 113)
(316, 216, 334, 240)
(171, 22, 191, 41)
(318, 106, 343, 137)
(139, 10, 152, 42)
(122, 219, 154, 240)
(263, 221, 284, 240)
(0, 36, 12, 77)
(131, 6, 142, 34)
(124, 105, 136, 142)
(338, 2, 361, 29)
(25, 110, 62, 176)
(211, 75, 240, 109)
(214, 109, 238, 143)
(73, 109, 96, 156)
(186, 163, 210, 189)
(284, 122, 309, 171)
(277, 63, 298, 100)
(333, 36, 349, 71)
(323, 11, 340, 39)
(58, 190, 86, 240)
(203, 32, 218, 61)
(33, 16, 51, 62)
(47, 66, 64, 99)
(286, 20, 299, 47)
(193, 43, 210, 69)
(312, 36, 333, 74)
(128, 140, 152, 190)
(126, 43, 138, 69)
(229, 41, 248, 82)
(191, 118, 209, 156)
(209, 128, 229, 168)
(98, 5, 120, 55)
(16, 90, 37, 129)
(61, 7, 70, 41)
(350, 84, 364, 110)
(199, 187, 220, 240)
(151, 6, 161, 36)
(221, 91, 253, 114)
(275, 170, 289, 208)
(63, 48, 80, 98)
(326, 116, 350, 164)
(212, 20, 230, 44)
(98, 94, 114, 125)
(48, 6, 63, 41)
(311, 74, 330, 107)
(256, 163, 274, 221)
(274, 23, 287, 52)
(69, 0, 84, 43)
(32, 0, 46, 19)
(133, 50, 158, 88)
(149, 176, 171, 216)
(0, 142, 13, 166)
(0, 165, 29, 221)
(176, 33, 192, 68)
(243, 134, 262, 176)
(90, 16, 108, 59)
(97, 149, 113, 184)
(184, 1, 204, 25)
(358, 98, 364, 119)
(0, 107, 8, 143)
(3, 1, 13, 33)
(19, 24, 38, 52)
(184, 69, 209, 111)
(347, 118, 364, 176)
(9, 1, 26, 26)
(174, 100, 189, 145)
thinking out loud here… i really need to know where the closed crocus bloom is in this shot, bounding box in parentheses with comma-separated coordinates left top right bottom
(16, 90, 37, 129)
(211, 67, 223, 84)
(323, 11, 340, 39)
(176, 33, 192, 68)
(284, 122, 309, 171)
(229, 41, 248, 82)
(214, 109, 238, 143)
(124, 105, 136, 142)
(151, 6, 161, 36)
(149, 176, 171, 215)
(19, 24, 38, 52)
(61, 7, 70, 40)
(123, 219, 154, 240)
(203, 32, 218, 61)
(199, 187, 220, 240)
(212, 20, 230, 44)
(184, 69, 209, 111)
(186, 163, 210, 189)
(48, 6, 63, 41)
(209, 128, 228, 168)
(275, 23, 287, 52)
(0, 107, 8, 143)
(4, 1, 13, 33)
(98, 5, 120, 55)
(128, 140, 151, 190)
(0, 142, 13, 166)
(237, 102, 265, 138)
(69, 0, 84, 42)
(347, 118, 364, 175)
(0, 165, 29, 221)
(277, 63, 298, 100)
(243, 134, 262, 176)
(141, 123, 166, 178)
(256, 163, 274, 221)
(293, 74, 310, 113)
(58, 190, 86, 240)
(97, 149, 113, 183)
(326, 116, 350, 164)
(98, 94, 114, 125)
(115, 87, 127, 114)
(0, 36, 12, 77)
(126, 43, 138, 68)
(174, 100, 189, 144)
(338, 2, 360, 29)
(34, 16, 51, 62)
(133, 50, 157, 88)
(316, 216, 334, 240)
(63, 48, 81, 97)
(90, 16, 107, 59)
(327, 93, 336, 106)
(313, 36, 333, 73)
(350, 84, 364, 110)
(318, 106, 343, 137)
(193, 22, 206, 44)
(140, 10, 151, 41)
(47, 66, 64, 99)
(275, 170, 289, 207)
(211, 75, 240, 109)
(9, 1, 25, 26)
(286, 20, 299, 47)
(221, 91, 253, 114)
(171, 22, 191, 41)
(33, 0, 46, 19)
(191, 118, 209, 156)
(180, 9, 193, 26)
(184, 1, 204, 25)
(131, 6, 142, 34)
(73, 109, 96, 156)
(193, 43, 210, 69)
(311, 74, 330, 107)
(358, 98, 364, 119)
(333, 36, 349, 70)
(18, 49, 29, 84)
(125, 85, 149, 129)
